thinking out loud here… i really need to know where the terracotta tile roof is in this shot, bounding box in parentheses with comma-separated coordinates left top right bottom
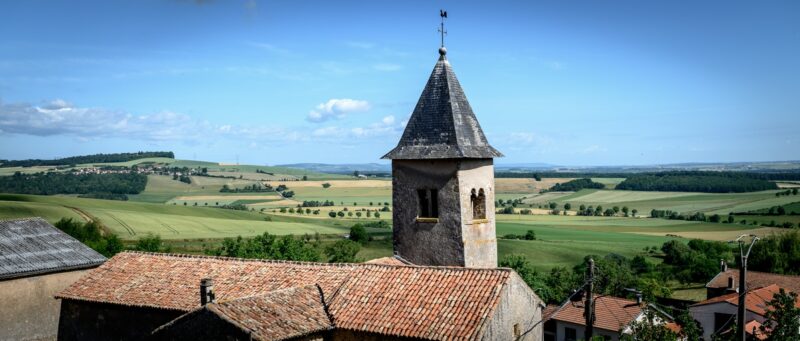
(706, 269, 800, 294)
(155, 285, 333, 341)
(542, 305, 559, 321)
(0, 217, 106, 280)
(550, 296, 643, 333)
(692, 284, 800, 316)
(363, 256, 412, 266)
(58, 251, 517, 340)
(328, 265, 510, 340)
(56, 252, 355, 311)
(664, 322, 682, 335)
(744, 320, 767, 340)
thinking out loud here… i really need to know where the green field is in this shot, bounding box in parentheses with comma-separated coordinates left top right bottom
(541, 189, 800, 216)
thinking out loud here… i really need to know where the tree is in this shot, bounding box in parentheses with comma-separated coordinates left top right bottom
(349, 224, 368, 243)
(328, 211, 336, 218)
(613, 206, 620, 214)
(135, 234, 166, 252)
(760, 288, 800, 340)
(356, 212, 362, 218)
(793, 188, 798, 195)
(322, 183, 331, 188)
(632, 209, 638, 217)
(549, 202, 557, 210)
(564, 203, 572, 210)
(622, 206, 630, 216)
(353, 170, 360, 177)
(579, 204, 586, 211)
(675, 310, 703, 341)
(325, 240, 361, 263)
(302, 175, 308, 181)
(347, 211, 353, 217)
(374, 212, 380, 218)
(524, 230, 536, 240)
(337, 211, 345, 218)
(620, 309, 677, 341)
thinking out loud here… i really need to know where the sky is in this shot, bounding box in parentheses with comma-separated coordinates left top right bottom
(0, 1, 798, 166)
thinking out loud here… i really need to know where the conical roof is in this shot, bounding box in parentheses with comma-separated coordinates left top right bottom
(382, 49, 502, 160)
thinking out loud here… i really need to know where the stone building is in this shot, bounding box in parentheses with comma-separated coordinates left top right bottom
(55, 45, 543, 340)
(383, 46, 502, 268)
(705, 262, 800, 299)
(0, 217, 106, 340)
(57, 252, 543, 340)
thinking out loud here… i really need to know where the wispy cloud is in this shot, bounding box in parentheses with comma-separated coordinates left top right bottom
(307, 98, 370, 122)
(310, 115, 406, 140)
(0, 99, 298, 144)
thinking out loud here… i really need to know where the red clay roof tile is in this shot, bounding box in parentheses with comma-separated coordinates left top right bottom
(57, 251, 516, 340)
(550, 296, 643, 333)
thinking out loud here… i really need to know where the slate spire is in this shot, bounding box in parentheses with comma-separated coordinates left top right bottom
(382, 48, 503, 159)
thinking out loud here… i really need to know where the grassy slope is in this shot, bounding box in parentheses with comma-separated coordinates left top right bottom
(0, 194, 349, 240)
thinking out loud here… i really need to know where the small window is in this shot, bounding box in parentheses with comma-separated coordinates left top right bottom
(565, 327, 577, 341)
(417, 189, 438, 218)
(513, 323, 521, 338)
(471, 188, 487, 220)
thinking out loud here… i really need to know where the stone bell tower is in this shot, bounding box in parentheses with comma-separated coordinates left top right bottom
(382, 45, 502, 268)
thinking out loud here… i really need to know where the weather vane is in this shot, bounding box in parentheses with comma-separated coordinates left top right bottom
(438, 9, 448, 48)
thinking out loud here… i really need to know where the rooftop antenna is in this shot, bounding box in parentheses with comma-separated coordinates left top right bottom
(438, 9, 448, 48)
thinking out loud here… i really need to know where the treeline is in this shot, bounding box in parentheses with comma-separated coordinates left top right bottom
(0, 151, 174, 168)
(77, 193, 130, 201)
(547, 178, 605, 192)
(0, 172, 147, 195)
(497, 170, 800, 181)
(617, 172, 779, 193)
(220, 184, 274, 193)
(205, 232, 361, 263)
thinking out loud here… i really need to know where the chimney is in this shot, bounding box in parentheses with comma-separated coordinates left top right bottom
(636, 292, 643, 305)
(720, 259, 727, 272)
(200, 278, 215, 305)
(727, 276, 735, 290)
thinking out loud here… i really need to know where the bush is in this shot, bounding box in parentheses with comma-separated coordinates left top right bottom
(324, 240, 361, 263)
(349, 224, 369, 243)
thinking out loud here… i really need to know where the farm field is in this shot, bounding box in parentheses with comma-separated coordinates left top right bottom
(543, 189, 800, 216)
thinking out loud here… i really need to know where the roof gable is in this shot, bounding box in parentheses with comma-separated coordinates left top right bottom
(155, 285, 333, 341)
(706, 269, 800, 294)
(692, 284, 800, 316)
(383, 52, 502, 160)
(551, 296, 644, 333)
(58, 252, 515, 340)
(0, 217, 106, 280)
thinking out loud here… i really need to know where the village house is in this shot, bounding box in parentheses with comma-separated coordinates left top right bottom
(705, 262, 800, 300)
(0, 217, 106, 341)
(54, 44, 546, 340)
(543, 296, 677, 341)
(690, 284, 800, 340)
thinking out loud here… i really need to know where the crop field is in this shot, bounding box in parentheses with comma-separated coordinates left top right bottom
(541, 189, 800, 215)
(0, 194, 349, 240)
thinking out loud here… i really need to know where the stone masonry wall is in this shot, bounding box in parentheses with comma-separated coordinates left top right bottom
(456, 159, 497, 268)
(391, 159, 465, 266)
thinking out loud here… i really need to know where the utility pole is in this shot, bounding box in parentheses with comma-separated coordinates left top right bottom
(735, 234, 759, 341)
(585, 258, 594, 340)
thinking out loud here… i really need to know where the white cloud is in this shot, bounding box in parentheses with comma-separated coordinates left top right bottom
(0, 99, 299, 144)
(307, 98, 370, 122)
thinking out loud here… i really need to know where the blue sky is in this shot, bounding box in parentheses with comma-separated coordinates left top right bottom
(0, 1, 798, 166)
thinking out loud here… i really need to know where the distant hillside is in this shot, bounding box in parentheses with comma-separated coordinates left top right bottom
(277, 163, 390, 174)
(0, 152, 174, 168)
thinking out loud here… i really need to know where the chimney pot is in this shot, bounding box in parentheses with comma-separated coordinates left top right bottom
(200, 278, 214, 305)
(720, 259, 727, 272)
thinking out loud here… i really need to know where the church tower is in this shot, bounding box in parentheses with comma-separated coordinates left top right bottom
(383, 44, 502, 268)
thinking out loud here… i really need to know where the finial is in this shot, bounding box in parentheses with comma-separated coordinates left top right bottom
(439, 46, 447, 56)
(438, 9, 448, 48)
